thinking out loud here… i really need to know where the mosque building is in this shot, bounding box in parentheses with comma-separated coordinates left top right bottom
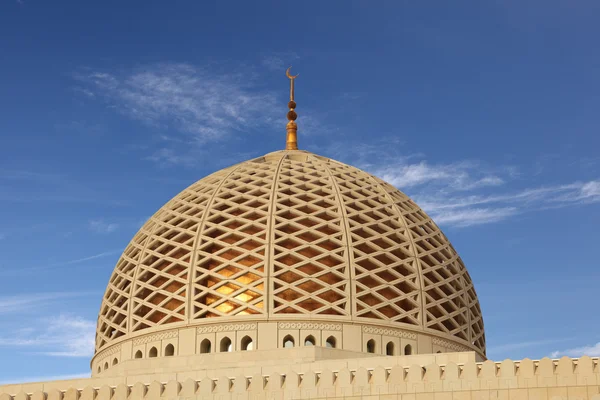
(1, 69, 598, 400)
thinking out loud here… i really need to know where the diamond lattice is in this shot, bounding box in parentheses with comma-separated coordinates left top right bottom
(96, 150, 485, 356)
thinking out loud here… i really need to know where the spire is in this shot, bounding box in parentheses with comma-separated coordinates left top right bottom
(285, 66, 299, 150)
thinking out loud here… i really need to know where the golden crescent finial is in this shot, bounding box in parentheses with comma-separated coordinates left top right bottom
(286, 66, 299, 80)
(285, 67, 299, 150)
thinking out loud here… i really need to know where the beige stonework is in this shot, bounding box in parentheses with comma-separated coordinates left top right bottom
(1, 351, 598, 400)
(3, 145, 594, 400)
(93, 149, 485, 375)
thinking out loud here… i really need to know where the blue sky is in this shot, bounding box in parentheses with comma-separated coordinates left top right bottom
(1, 0, 599, 384)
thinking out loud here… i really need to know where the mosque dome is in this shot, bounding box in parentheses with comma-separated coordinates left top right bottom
(92, 149, 485, 373)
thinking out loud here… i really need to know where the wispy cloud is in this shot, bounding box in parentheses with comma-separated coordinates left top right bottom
(373, 160, 504, 190)
(88, 219, 119, 234)
(261, 52, 299, 71)
(0, 292, 96, 314)
(145, 148, 198, 167)
(0, 373, 90, 386)
(323, 140, 600, 228)
(550, 342, 600, 358)
(0, 250, 121, 276)
(430, 207, 518, 227)
(487, 338, 571, 354)
(0, 169, 126, 206)
(75, 63, 279, 148)
(0, 314, 95, 358)
(415, 180, 600, 227)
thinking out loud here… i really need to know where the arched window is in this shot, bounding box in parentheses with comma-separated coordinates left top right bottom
(304, 335, 315, 346)
(97, 366, 101, 374)
(134, 350, 143, 359)
(366, 339, 376, 353)
(386, 342, 394, 356)
(220, 337, 232, 352)
(241, 336, 254, 351)
(404, 344, 412, 355)
(149, 346, 158, 358)
(104, 362, 109, 371)
(200, 338, 212, 354)
(165, 343, 175, 357)
(283, 335, 295, 348)
(112, 357, 118, 366)
(325, 336, 336, 348)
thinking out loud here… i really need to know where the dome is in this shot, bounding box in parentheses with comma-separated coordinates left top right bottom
(93, 149, 485, 372)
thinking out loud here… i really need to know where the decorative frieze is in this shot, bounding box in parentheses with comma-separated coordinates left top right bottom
(362, 325, 417, 339)
(95, 344, 121, 361)
(132, 330, 178, 345)
(278, 322, 342, 331)
(432, 337, 471, 352)
(197, 323, 257, 334)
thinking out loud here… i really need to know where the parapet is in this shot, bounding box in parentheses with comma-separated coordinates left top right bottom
(1, 354, 599, 400)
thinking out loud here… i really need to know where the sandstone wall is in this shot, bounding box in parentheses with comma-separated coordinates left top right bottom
(0, 356, 598, 400)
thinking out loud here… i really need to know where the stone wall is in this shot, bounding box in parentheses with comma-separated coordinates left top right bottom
(1, 356, 599, 400)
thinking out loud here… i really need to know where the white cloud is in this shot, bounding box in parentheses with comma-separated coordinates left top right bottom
(415, 180, 600, 227)
(429, 207, 518, 227)
(88, 219, 119, 234)
(0, 292, 95, 314)
(0, 250, 121, 276)
(145, 148, 198, 167)
(0, 373, 90, 386)
(76, 63, 279, 145)
(373, 161, 504, 190)
(0, 314, 95, 358)
(578, 181, 600, 201)
(261, 52, 299, 71)
(550, 342, 600, 358)
(327, 141, 600, 228)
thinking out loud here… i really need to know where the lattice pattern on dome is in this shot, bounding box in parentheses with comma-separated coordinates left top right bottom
(327, 163, 421, 325)
(271, 156, 349, 316)
(191, 160, 275, 318)
(96, 150, 485, 356)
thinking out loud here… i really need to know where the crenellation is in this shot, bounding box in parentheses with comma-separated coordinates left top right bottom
(317, 369, 335, 397)
(29, 392, 44, 400)
(113, 383, 129, 400)
(130, 382, 146, 399)
(3, 356, 600, 400)
(336, 368, 353, 397)
(185, 377, 201, 397)
(63, 388, 78, 400)
(96, 385, 111, 400)
(79, 387, 95, 400)
(538, 358, 557, 387)
(164, 380, 180, 398)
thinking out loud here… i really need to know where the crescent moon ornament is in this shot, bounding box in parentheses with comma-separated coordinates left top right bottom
(286, 66, 299, 80)
(286, 66, 299, 102)
(285, 66, 299, 150)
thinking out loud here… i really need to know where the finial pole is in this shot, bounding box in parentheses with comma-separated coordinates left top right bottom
(285, 66, 299, 150)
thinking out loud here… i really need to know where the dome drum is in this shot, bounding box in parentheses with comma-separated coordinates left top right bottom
(91, 320, 479, 376)
(94, 150, 485, 373)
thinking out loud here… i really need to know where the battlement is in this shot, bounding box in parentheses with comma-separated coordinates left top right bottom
(1, 355, 599, 400)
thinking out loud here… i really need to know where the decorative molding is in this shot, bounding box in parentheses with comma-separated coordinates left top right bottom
(278, 322, 342, 331)
(362, 325, 417, 339)
(132, 330, 178, 345)
(197, 323, 257, 334)
(432, 337, 472, 352)
(3, 357, 599, 399)
(95, 151, 486, 356)
(95, 344, 121, 361)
